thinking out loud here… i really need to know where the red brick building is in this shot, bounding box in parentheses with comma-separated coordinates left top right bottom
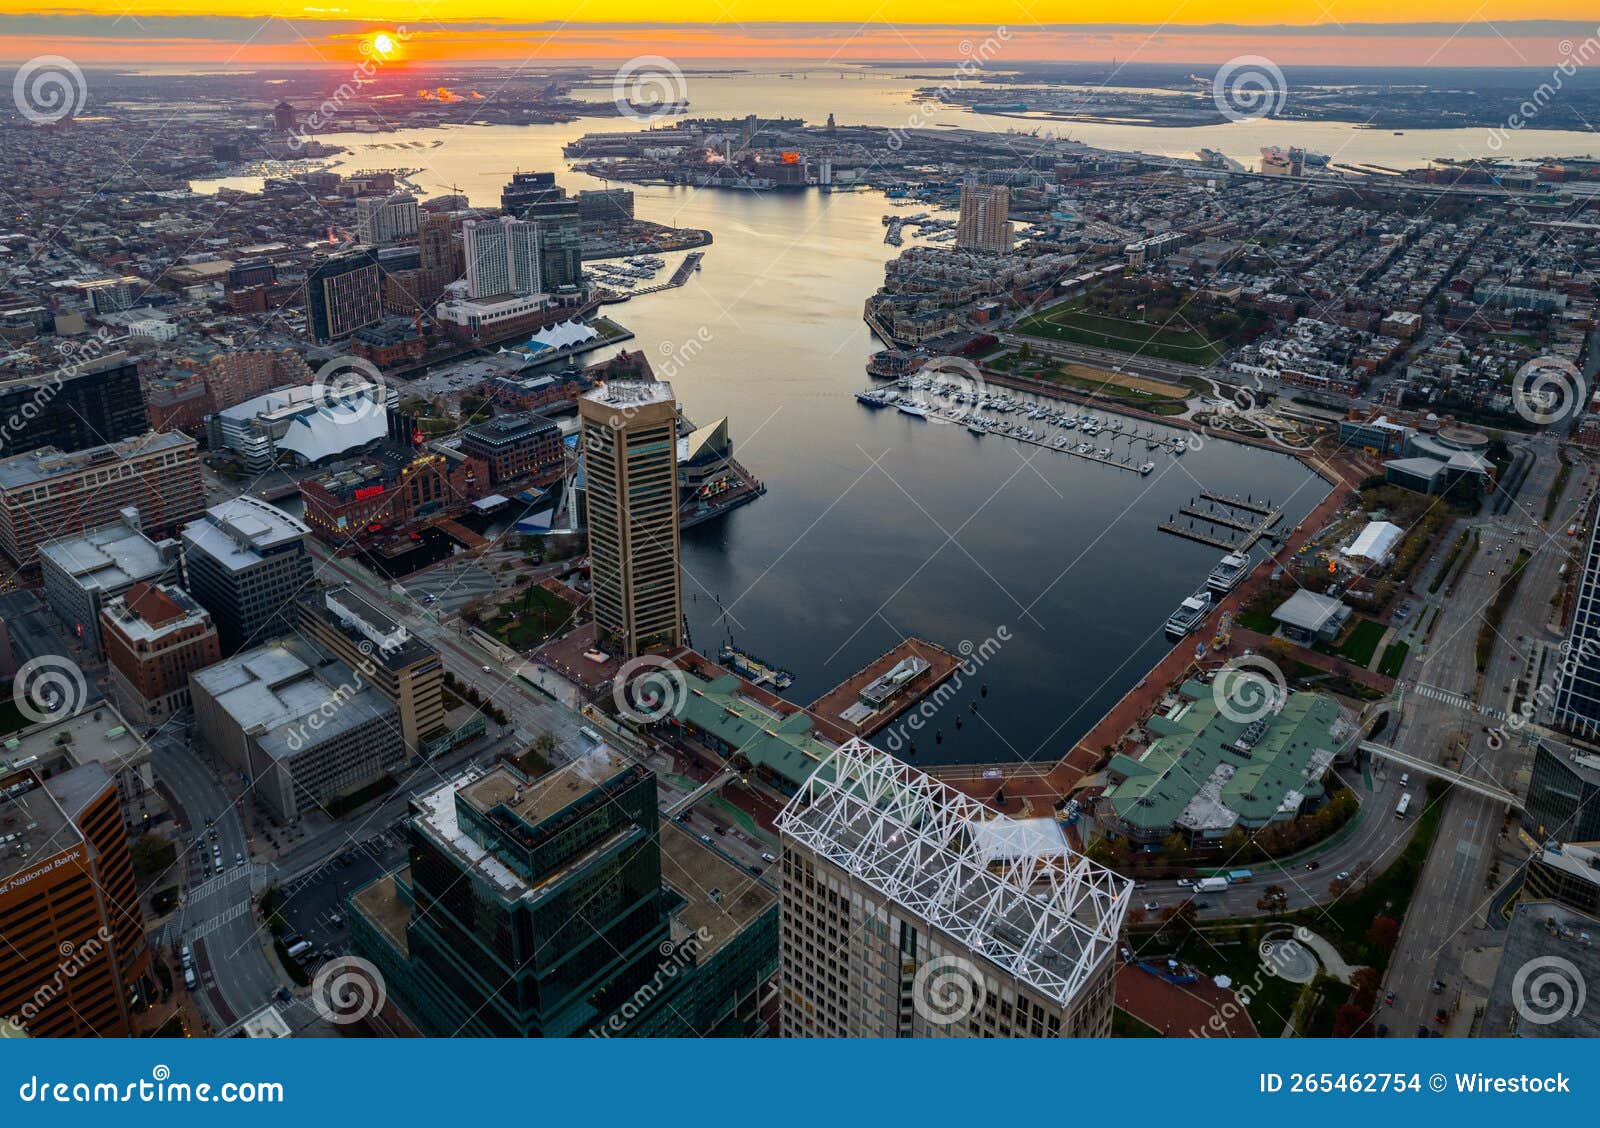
(102, 581, 221, 725)
(300, 449, 489, 545)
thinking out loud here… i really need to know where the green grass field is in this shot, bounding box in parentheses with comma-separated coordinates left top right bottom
(1377, 641, 1410, 679)
(1332, 618, 1387, 667)
(1016, 306, 1230, 365)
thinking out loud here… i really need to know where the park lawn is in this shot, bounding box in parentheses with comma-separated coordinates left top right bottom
(1332, 618, 1387, 667)
(1377, 641, 1410, 679)
(488, 584, 581, 650)
(1112, 1008, 1161, 1037)
(1016, 305, 1230, 365)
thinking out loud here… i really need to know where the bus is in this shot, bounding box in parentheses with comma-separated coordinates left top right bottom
(1395, 792, 1413, 818)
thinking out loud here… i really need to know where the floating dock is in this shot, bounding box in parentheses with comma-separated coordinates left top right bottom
(808, 638, 963, 740)
(1160, 493, 1282, 551)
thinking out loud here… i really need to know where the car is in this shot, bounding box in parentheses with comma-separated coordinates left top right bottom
(481, 665, 492, 673)
(1435, 1008, 1449, 1025)
(1176, 878, 1193, 888)
(1375, 1024, 1388, 1038)
(699, 834, 713, 845)
(760, 852, 777, 863)
(1416, 1025, 1430, 1038)
(1305, 860, 1321, 871)
(1400, 772, 1410, 787)
(714, 825, 726, 836)
(1385, 991, 1396, 1006)
(1195, 900, 1211, 909)
(748, 865, 762, 876)
(1143, 901, 1161, 912)
(235, 852, 244, 865)
(1335, 870, 1351, 882)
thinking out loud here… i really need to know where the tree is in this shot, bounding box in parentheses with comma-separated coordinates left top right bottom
(1367, 915, 1401, 954)
(1220, 826, 1249, 857)
(1348, 967, 1381, 1012)
(1160, 832, 1186, 862)
(129, 834, 176, 883)
(1332, 1002, 1371, 1038)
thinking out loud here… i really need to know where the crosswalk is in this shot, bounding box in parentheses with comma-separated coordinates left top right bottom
(188, 901, 251, 942)
(1403, 682, 1506, 721)
(188, 864, 253, 901)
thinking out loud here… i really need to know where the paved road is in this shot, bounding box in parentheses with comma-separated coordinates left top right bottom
(1380, 434, 1593, 1036)
(153, 731, 281, 1028)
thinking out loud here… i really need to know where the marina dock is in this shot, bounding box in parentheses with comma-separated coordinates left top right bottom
(1160, 493, 1282, 551)
(808, 638, 963, 740)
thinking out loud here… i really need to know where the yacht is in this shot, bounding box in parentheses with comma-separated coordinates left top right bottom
(897, 401, 930, 419)
(1165, 589, 1213, 637)
(1206, 551, 1251, 595)
(856, 390, 890, 408)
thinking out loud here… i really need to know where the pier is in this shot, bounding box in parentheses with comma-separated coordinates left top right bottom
(1160, 493, 1282, 550)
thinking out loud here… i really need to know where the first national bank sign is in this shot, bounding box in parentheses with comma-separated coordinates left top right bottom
(0, 847, 84, 906)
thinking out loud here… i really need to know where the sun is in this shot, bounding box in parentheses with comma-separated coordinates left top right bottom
(364, 30, 401, 60)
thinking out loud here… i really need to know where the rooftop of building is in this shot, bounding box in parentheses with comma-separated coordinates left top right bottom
(0, 769, 83, 884)
(659, 821, 776, 961)
(777, 739, 1130, 1008)
(1483, 900, 1600, 1037)
(38, 513, 176, 594)
(1538, 738, 1600, 786)
(1271, 589, 1351, 633)
(302, 585, 434, 670)
(350, 868, 412, 959)
(1, 704, 146, 781)
(673, 671, 835, 789)
(461, 411, 560, 443)
(191, 640, 398, 762)
(181, 496, 308, 570)
(1535, 841, 1600, 887)
(103, 582, 212, 646)
(1103, 685, 1347, 834)
(582, 379, 674, 410)
(0, 431, 194, 491)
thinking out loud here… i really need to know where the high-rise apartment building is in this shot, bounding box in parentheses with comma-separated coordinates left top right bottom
(535, 201, 584, 292)
(304, 250, 382, 343)
(463, 216, 540, 300)
(0, 432, 204, 567)
(0, 351, 149, 457)
(102, 581, 221, 725)
(179, 497, 315, 654)
(775, 739, 1130, 1038)
(348, 746, 778, 1036)
(500, 170, 564, 215)
(955, 180, 1013, 254)
(354, 194, 420, 245)
(0, 763, 149, 1037)
(579, 381, 682, 657)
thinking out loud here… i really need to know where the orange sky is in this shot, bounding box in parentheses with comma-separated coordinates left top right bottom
(1, 10, 1595, 66)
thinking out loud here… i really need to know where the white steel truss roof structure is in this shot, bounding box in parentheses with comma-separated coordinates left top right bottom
(776, 739, 1132, 1007)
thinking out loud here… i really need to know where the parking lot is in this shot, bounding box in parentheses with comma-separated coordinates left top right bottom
(277, 826, 408, 973)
